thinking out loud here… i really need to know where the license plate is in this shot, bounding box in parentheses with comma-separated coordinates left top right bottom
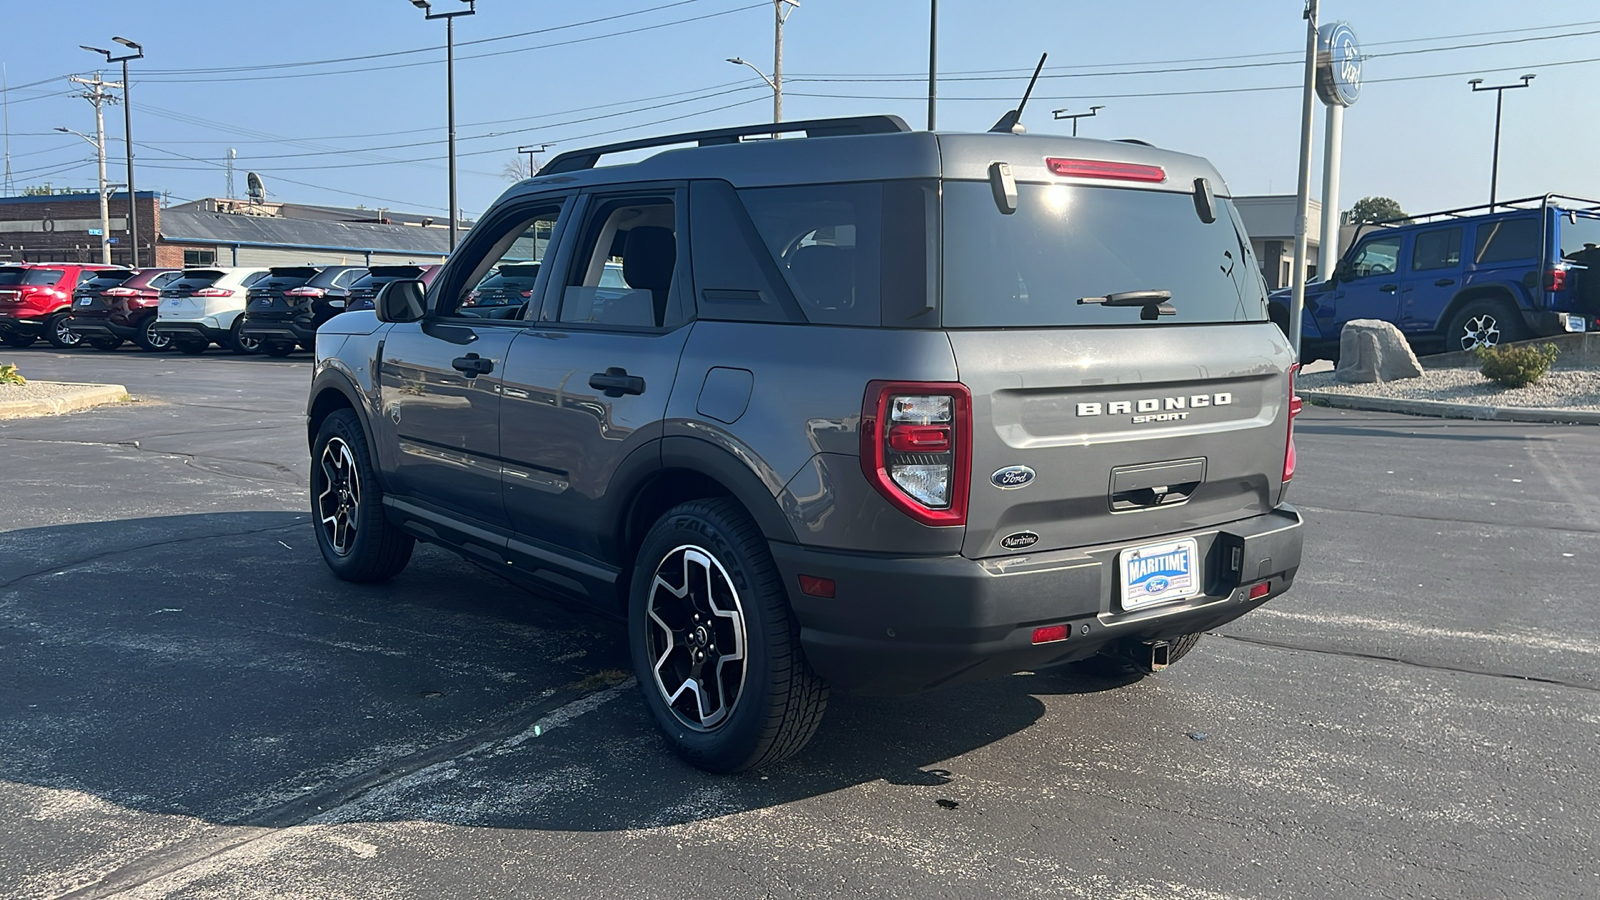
(1119, 538, 1201, 610)
(1564, 314, 1585, 333)
(167, 299, 181, 307)
(78, 297, 93, 306)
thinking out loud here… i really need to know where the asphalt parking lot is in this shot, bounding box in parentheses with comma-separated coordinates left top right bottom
(2, 345, 1597, 900)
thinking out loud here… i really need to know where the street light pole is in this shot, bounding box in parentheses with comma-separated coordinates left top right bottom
(1469, 74, 1535, 211)
(56, 125, 111, 264)
(85, 38, 143, 267)
(411, 0, 475, 251)
(1288, 0, 1320, 359)
(927, 0, 937, 130)
(1051, 105, 1104, 137)
(729, 1, 797, 124)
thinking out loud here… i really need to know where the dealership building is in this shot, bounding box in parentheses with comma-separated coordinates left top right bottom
(0, 192, 449, 268)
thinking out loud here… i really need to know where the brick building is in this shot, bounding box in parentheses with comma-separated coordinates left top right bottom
(0, 191, 161, 266)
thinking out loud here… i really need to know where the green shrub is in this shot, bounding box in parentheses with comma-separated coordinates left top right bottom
(1476, 342, 1558, 388)
(0, 362, 24, 385)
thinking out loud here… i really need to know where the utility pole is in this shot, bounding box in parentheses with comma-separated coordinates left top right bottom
(517, 143, 550, 178)
(927, 0, 937, 130)
(728, 0, 797, 124)
(1469, 74, 1535, 211)
(66, 74, 120, 265)
(3, 65, 13, 197)
(84, 38, 144, 267)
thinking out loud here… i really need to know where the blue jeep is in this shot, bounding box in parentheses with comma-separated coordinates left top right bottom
(1271, 195, 1600, 359)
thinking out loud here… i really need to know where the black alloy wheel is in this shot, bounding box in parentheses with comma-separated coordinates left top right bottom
(311, 409, 414, 581)
(629, 498, 828, 773)
(229, 318, 261, 355)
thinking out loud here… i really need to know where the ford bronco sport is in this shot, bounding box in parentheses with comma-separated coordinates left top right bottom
(306, 116, 1304, 772)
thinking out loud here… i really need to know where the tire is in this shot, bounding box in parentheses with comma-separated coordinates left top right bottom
(261, 341, 296, 358)
(175, 339, 208, 355)
(1446, 297, 1528, 353)
(311, 408, 414, 582)
(229, 318, 261, 355)
(0, 331, 35, 349)
(629, 498, 828, 773)
(1080, 632, 1205, 676)
(87, 336, 123, 352)
(44, 312, 81, 349)
(134, 318, 172, 352)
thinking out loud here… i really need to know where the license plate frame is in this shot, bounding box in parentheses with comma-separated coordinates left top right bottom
(1119, 537, 1202, 610)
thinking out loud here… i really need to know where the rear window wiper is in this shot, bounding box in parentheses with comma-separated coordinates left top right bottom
(1078, 290, 1176, 320)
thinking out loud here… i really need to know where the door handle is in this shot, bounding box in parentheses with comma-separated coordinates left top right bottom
(589, 367, 645, 397)
(1435, 278, 1456, 287)
(451, 353, 494, 377)
(1380, 283, 1398, 293)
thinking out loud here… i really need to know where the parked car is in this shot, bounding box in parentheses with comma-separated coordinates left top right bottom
(344, 264, 442, 312)
(306, 116, 1304, 772)
(67, 268, 184, 351)
(237, 265, 368, 357)
(0, 262, 116, 349)
(1273, 194, 1600, 359)
(151, 267, 271, 355)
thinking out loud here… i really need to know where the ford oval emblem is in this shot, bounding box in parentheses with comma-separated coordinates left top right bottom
(991, 465, 1035, 489)
(1000, 531, 1040, 551)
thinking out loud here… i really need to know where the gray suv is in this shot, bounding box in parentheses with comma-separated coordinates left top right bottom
(306, 116, 1305, 772)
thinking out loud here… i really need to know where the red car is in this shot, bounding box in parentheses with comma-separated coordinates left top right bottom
(67, 268, 183, 351)
(0, 263, 117, 349)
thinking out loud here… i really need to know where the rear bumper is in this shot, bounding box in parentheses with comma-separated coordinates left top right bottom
(1524, 309, 1589, 336)
(151, 319, 227, 343)
(68, 311, 148, 339)
(0, 312, 58, 336)
(239, 315, 315, 344)
(772, 505, 1304, 693)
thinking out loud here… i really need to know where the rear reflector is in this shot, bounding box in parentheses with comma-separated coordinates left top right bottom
(1032, 624, 1069, 645)
(798, 575, 835, 599)
(1046, 157, 1167, 183)
(1248, 582, 1271, 600)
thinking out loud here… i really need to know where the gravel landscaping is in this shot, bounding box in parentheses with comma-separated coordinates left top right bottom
(1299, 365, 1600, 411)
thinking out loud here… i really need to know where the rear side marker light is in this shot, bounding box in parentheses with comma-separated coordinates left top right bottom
(798, 575, 835, 599)
(1248, 582, 1271, 600)
(1032, 624, 1069, 645)
(1046, 157, 1167, 183)
(861, 381, 972, 527)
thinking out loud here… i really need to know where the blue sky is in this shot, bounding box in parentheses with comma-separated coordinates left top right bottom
(3, 0, 1597, 220)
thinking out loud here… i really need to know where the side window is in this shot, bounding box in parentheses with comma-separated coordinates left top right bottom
(1474, 218, 1541, 264)
(1411, 227, 1462, 272)
(332, 269, 364, 289)
(1347, 235, 1402, 279)
(558, 194, 680, 329)
(443, 206, 562, 319)
(739, 182, 884, 327)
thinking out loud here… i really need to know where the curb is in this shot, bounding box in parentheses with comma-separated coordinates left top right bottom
(0, 382, 130, 421)
(1299, 389, 1600, 425)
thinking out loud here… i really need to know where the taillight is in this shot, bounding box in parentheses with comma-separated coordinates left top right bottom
(1547, 268, 1568, 292)
(102, 287, 138, 296)
(193, 288, 233, 298)
(1283, 365, 1302, 484)
(1046, 157, 1167, 183)
(284, 287, 326, 297)
(860, 381, 971, 526)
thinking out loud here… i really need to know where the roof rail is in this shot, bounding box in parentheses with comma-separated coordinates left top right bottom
(1361, 193, 1600, 229)
(539, 115, 913, 175)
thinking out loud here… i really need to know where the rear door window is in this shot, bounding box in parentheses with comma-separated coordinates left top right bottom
(1411, 227, 1463, 271)
(941, 182, 1267, 327)
(1473, 217, 1540, 264)
(557, 193, 683, 329)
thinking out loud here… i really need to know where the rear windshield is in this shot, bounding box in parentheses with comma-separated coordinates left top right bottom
(941, 182, 1267, 327)
(166, 272, 226, 291)
(366, 266, 426, 279)
(79, 271, 139, 290)
(1558, 212, 1600, 263)
(253, 269, 317, 290)
(0, 268, 65, 287)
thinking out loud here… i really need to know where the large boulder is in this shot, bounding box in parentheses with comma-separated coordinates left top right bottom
(1335, 319, 1424, 383)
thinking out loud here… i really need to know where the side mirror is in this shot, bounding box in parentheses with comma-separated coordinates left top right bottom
(376, 279, 426, 323)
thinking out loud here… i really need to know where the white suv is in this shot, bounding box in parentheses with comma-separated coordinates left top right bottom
(152, 267, 271, 355)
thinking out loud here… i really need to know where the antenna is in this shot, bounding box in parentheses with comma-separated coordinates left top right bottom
(246, 171, 265, 204)
(225, 149, 236, 200)
(988, 53, 1048, 134)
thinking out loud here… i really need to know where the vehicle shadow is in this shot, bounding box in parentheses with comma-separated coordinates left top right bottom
(0, 511, 1148, 834)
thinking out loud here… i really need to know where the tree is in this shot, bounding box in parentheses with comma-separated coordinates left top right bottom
(1348, 196, 1408, 224)
(502, 155, 540, 183)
